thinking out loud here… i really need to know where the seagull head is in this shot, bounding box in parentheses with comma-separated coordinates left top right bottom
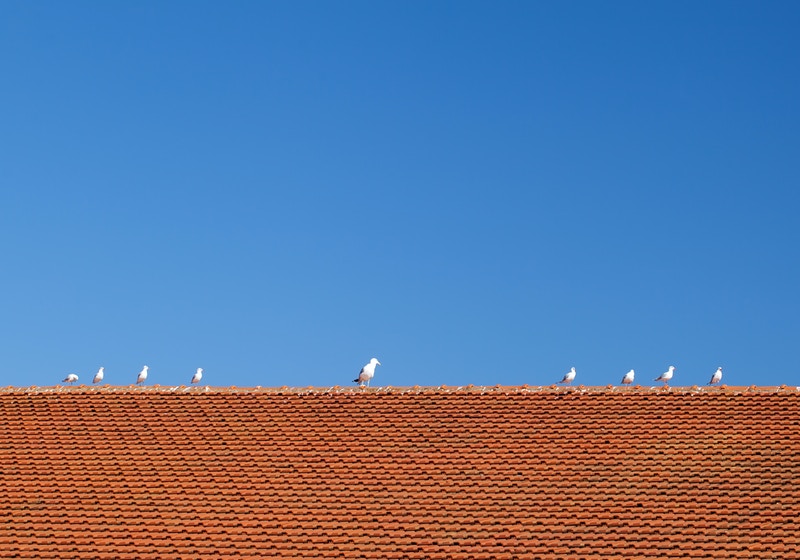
(371, 358, 381, 366)
(668, 365, 675, 371)
(197, 368, 203, 374)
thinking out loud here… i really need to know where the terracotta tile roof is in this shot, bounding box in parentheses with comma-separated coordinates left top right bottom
(1, 385, 798, 559)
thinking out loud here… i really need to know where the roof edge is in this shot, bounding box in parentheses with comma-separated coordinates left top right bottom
(1, 384, 798, 395)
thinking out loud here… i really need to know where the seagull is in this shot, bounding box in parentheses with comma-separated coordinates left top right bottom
(709, 366, 723, 385)
(63, 373, 79, 385)
(558, 367, 577, 384)
(353, 358, 381, 387)
(93, 367, 104, 384)
(655, 365, 675, 386)
(191, 368, 203, 384)
(621, 369, 635, 386)
(136, 366, 149, 385)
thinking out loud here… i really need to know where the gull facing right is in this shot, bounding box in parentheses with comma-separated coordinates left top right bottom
(354, 358, 381, 387)
(654, 365, 675, 386)
(558, 367, 577, 385)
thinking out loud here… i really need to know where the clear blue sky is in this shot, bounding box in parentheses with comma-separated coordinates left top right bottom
(2, 1, 798, 388)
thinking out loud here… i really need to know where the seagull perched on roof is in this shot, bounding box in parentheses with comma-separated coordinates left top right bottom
(709, 366, 723, 385)
(654, 365, 675, 386)
(93, 367, 104, 384)
(136, 366, 149, 385)
(558, 367, 577, 385)
(353, 358, 380, 387)
(63, 373, 79, 385)
(191, 368, 203, 384)
(621, 369, 635, 386)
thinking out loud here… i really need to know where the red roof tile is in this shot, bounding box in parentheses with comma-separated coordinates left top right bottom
(0, 385, 798, 558)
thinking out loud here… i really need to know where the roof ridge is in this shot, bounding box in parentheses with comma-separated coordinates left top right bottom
(1, 384, 798, 395)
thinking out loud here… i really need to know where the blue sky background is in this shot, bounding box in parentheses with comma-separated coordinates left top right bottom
(1, 1, 798, 388)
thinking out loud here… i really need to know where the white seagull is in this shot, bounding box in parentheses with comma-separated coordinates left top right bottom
(621, 369, 635, 386)
(654, 365, 675, 386)
(93, 367, 105, 384)
(191, 368, 203, 384)
(709, 367, 723, 385)
(558, 367, 577, 385)
(63, 373, 79, 385)
(353, 358, 381, 387)
(136, 366, 149, 385)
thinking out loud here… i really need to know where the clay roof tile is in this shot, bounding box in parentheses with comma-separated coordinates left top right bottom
(1, 385, 797, 558)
